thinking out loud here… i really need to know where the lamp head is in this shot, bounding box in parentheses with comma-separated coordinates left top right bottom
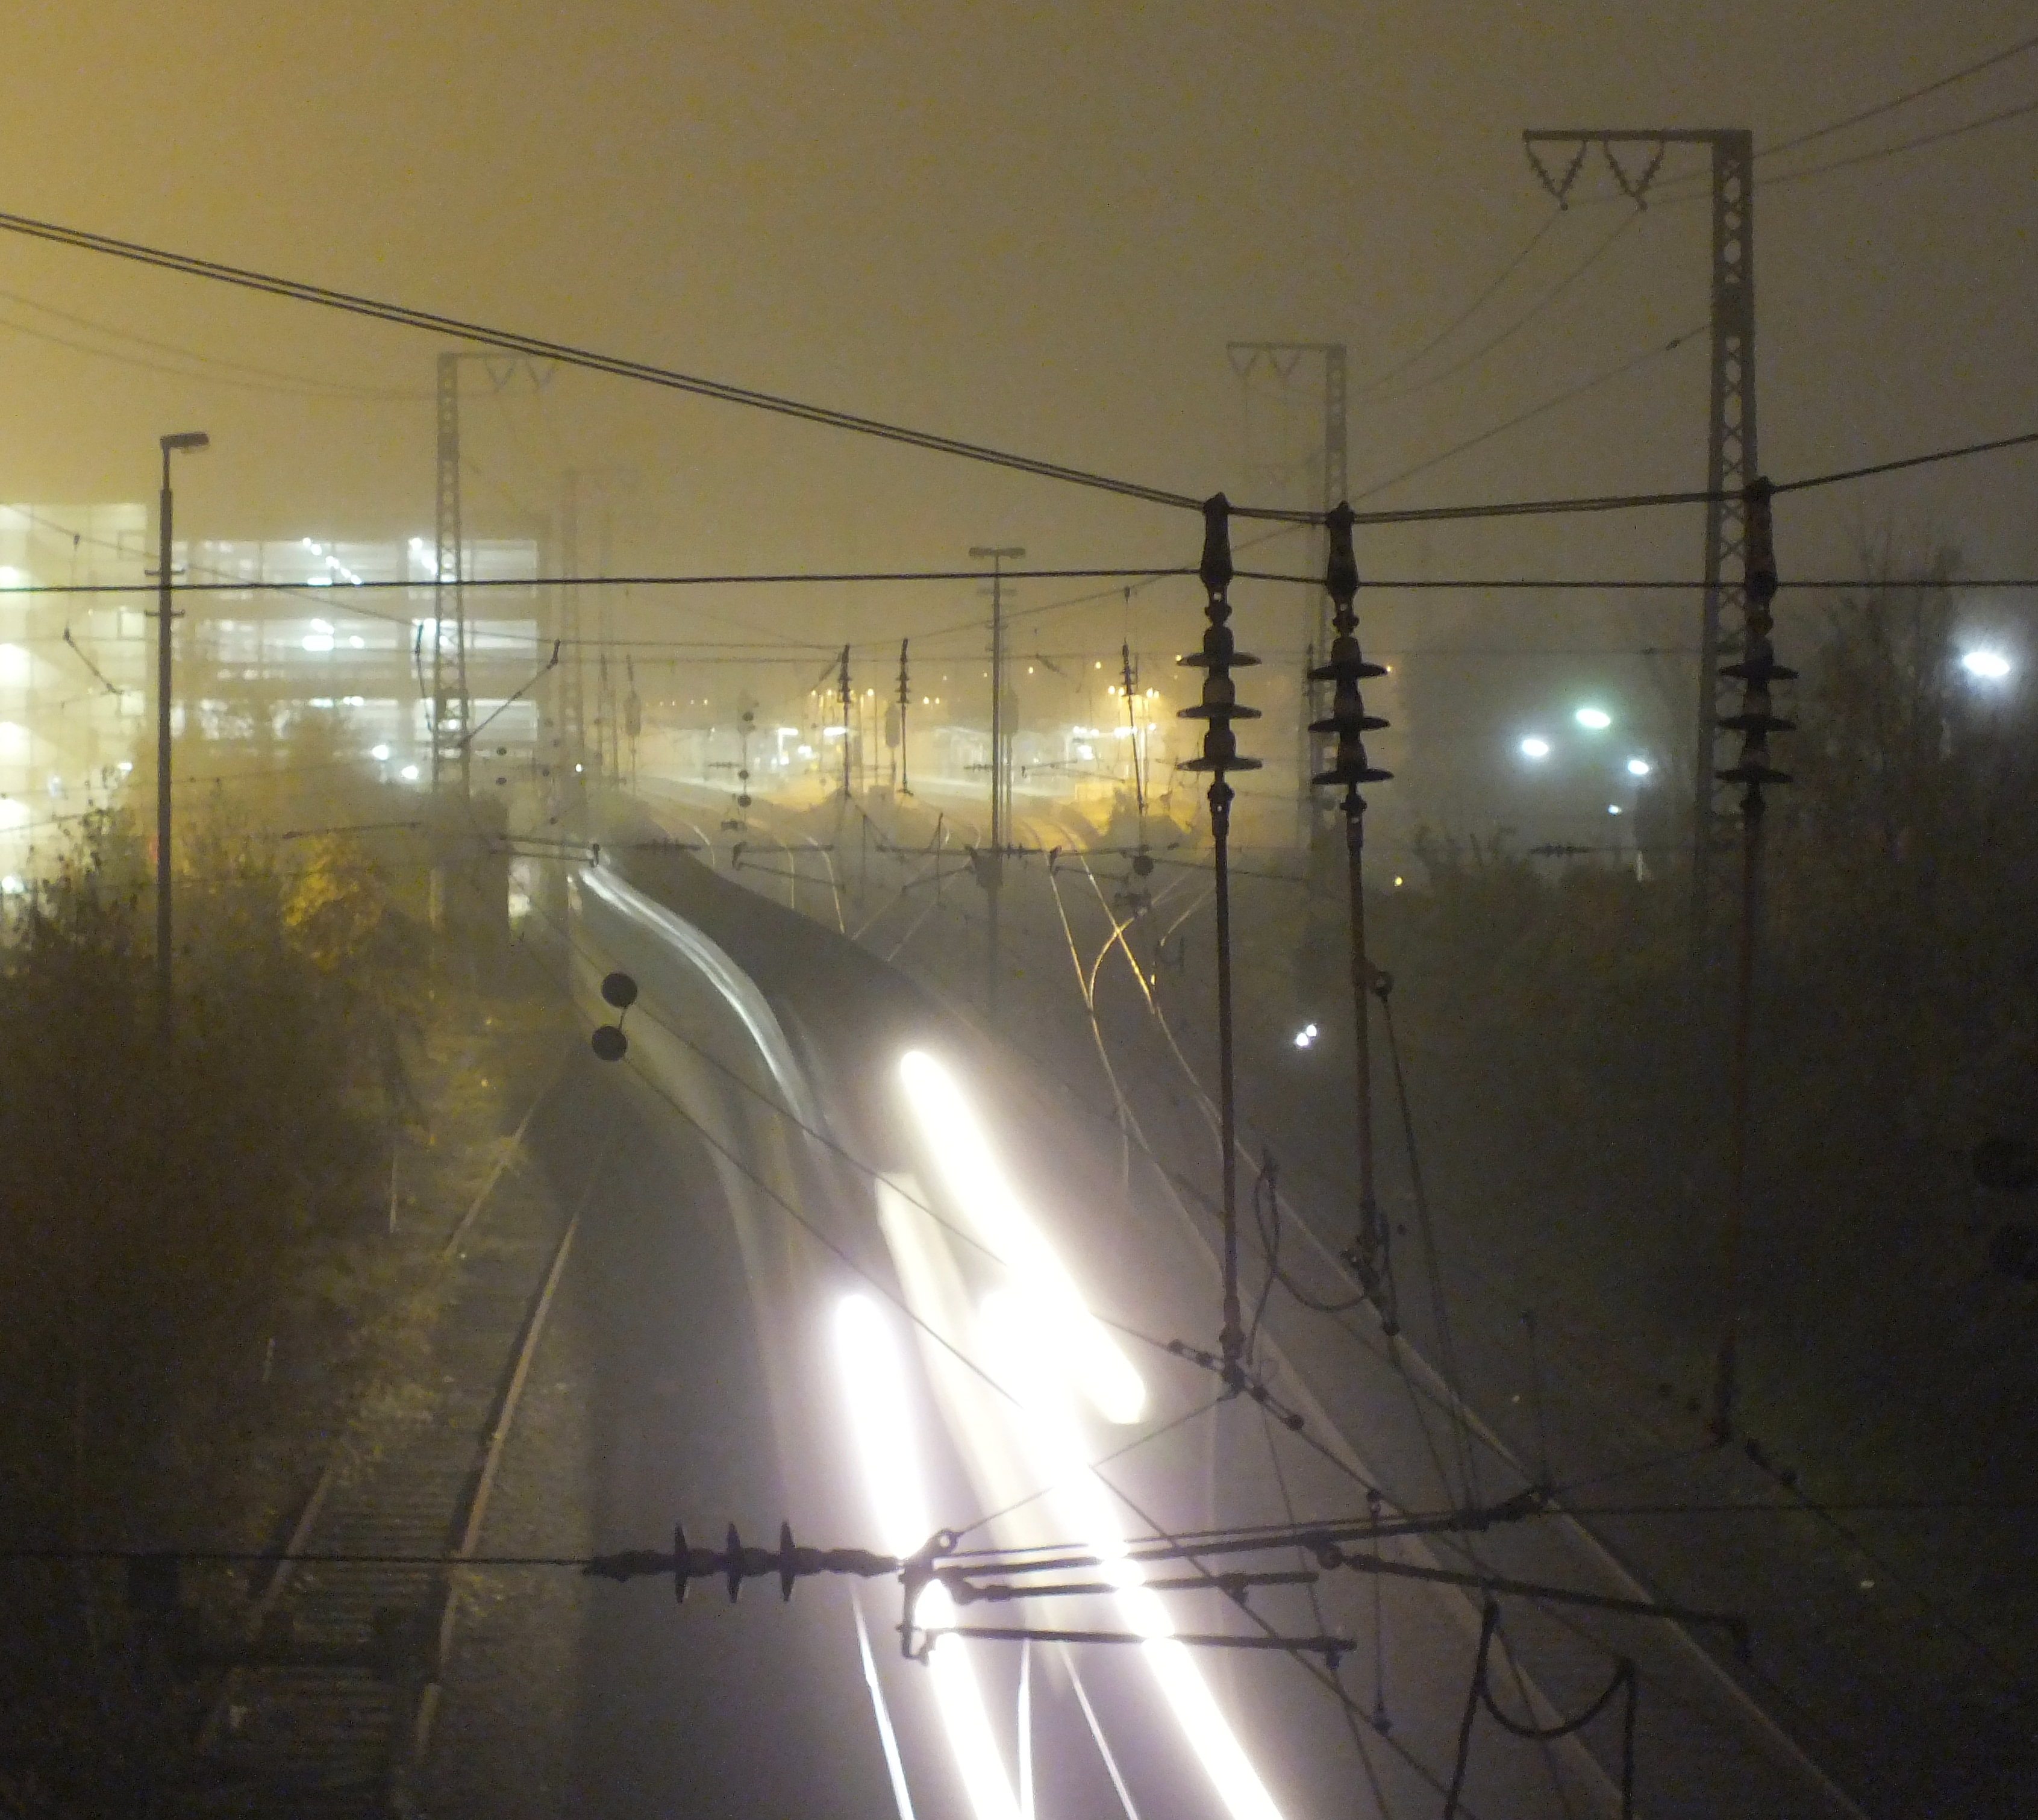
(161, 431, 210, 453)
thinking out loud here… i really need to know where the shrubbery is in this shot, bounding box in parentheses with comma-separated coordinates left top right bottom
(0, 793, 414, 1807)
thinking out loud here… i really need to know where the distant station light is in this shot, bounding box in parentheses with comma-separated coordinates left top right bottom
(1626, 756, 1652, 777)
(1519, 736, 1551, 760)
(1574, 706, 1612, 731)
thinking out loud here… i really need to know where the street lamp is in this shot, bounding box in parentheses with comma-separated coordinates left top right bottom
(1574, 705, 1612, 731)
(1624, 755, 1655, 879)
(157, 430, 210, 1034)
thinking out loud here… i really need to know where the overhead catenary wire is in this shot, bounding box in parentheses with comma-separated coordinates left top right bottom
(1354, 208, 1564, 393)
(1348, 324, 1707, 506)
(1367, 209, 1648, 407)
(1758, 97, 2038, 188)
(2, 206, 2028, 537)
(23, 1489, 2031, 1567)
(1757, 28, 2038, 160)
(0, 205, 1216, 518)
(0, 286, 424, 399)
(1562, 36, 2038, 211)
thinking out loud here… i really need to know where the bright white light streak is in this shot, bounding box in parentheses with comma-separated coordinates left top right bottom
(853, 1590, 918, 1820)
(1963, 648, 2013, 680)
(834, 1296, 1019, 1820)
(899, 1050, 1145, 1423)
(1064, 1646, 1145, 1820)
(978, 1292, 1286, 1820)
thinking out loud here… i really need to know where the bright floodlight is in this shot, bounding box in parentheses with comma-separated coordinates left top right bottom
(371, 743, 392, 762)
(1626, 757, 1652, 777)
(400, 763, 420, 781)
(1574, 707, 1612, 731)
(1519, 737, 1551, 760)
(1962, 649, 2013, 681)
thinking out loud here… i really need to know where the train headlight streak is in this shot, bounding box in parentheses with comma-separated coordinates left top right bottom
(835, 1296, 1019, 1820)
(898, 1051, 1146, 1424)
(979, 1293, 1288, 1820)
(853, 1591, 919, 1820)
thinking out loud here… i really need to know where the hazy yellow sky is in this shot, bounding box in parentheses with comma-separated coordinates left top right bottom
(0, 1, 2031, 642)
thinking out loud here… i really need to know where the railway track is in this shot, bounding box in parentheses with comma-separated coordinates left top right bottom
(187, 1062, 590, 1818)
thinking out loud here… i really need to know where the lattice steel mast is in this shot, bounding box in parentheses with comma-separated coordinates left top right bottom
(431, 353, 467, 796)
(1522, 129, 1755, 943)
(430, 352, 557, 798)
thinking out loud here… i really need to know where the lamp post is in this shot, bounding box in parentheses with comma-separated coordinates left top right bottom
(156, 431, 210, 1034)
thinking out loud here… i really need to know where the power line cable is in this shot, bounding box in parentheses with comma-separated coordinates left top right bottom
(0, 566, 1211, 598)
(1350, 324, 1705, 505)
(1774, 427, 2038, 494)
(1369, 210, 1647, 406)
(0, 206, 1218, 518)
(1354, 208, 1564, 392)
(0, 286, 421, 399)
(1757, 29, 2038, 159)
(1761, 98, 2038, 188)
(1575, 89, 2038, 212)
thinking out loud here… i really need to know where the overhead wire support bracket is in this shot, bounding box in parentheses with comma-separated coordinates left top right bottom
(1710, 476, 1792, 1442)
(1308, 502, 1397, 1331)
(60, 625, 121, 696)
(1176, 495, 1261, 1386)
(1445, 1601, 1640, 1819)
(458, 640, 561, 750)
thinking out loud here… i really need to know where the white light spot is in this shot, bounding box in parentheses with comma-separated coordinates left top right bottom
(1575, 707, 1612, 731)
(400, 763, 420, 781)
(1626, 757, 1652, 777)
(371, 743, 391, 762)
(1520, 737, 1551, 760)
(1962, 649, 2012, 681)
